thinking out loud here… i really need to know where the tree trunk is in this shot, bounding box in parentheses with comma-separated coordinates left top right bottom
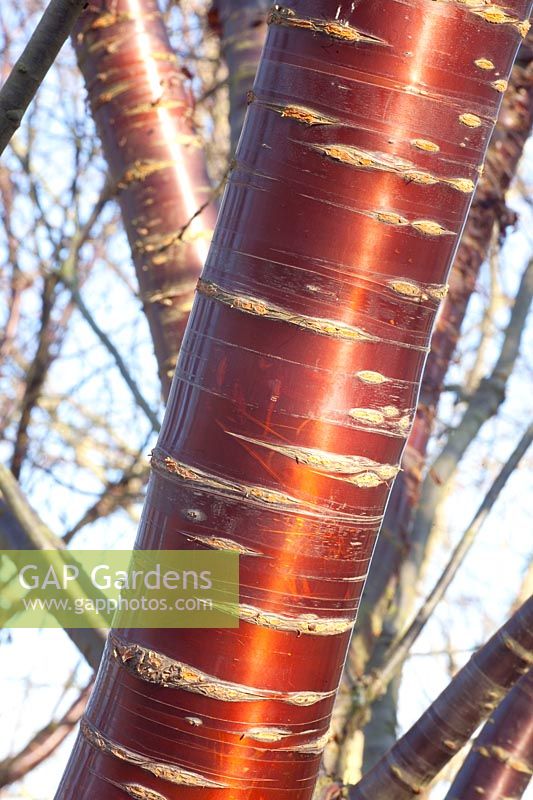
(212, 0, 269, 151)
(331, 49, 533, 777)
(345, 51, 533, 682)
(73, 0, 217, 398)
(444, 668, 533, 800)
(56, 1, 530, 798)
(349, 598, 533, 800)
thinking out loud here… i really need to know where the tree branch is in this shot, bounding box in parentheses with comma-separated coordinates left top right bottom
(372, 422, 533, 696)
(0, 0, 89, 154)
(444, 668, 533, 800)
(349, 596, 533, 800)
(0, 679, 93, 788)
(0, 464, 105, 670)
(406, 255, 533, 597)
(63, 282, 161, 433)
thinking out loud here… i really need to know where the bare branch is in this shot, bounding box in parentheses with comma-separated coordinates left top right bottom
(62, 282, 161, 432)
(8, 173, 115, 478)
(444, 669, 533, 800)
(349, 597, 533, 800)
(406, 256, 533, 592)
(373, 422, 533, 695)
(0, 0, 89, 153)
(10, 272, 60, 478)
(0, 464, 105, 669)
(63, 457, 148, 544)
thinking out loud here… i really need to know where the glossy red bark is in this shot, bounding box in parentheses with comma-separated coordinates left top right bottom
(73, 0, 217, 397)
(348, 51, 533, 676)
(392, 51, 533, 535)
(56, 1, 531, 798)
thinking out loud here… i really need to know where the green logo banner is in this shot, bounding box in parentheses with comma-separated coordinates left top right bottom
(0, 550, 239, 629)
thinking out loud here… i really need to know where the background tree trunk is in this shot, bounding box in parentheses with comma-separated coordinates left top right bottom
(73, 0, 218, 398)
(211, 0, 269, 152)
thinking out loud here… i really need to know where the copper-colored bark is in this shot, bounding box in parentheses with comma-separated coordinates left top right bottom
(444, 668, 533, 800)
(395, 53, 533, 532)
(56, 1, 530, 797)
(349, 52, 533, 677)
(73, 0, 217, 397)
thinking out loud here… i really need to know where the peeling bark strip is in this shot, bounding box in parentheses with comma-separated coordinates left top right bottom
(227, 432, 400, 485)
(150, 446, 382, 522)
(349, 598, 533, 800)
(98, 779, 168, 800)
(456, 1, 530, 36)
(374, 213, 454, 236)
(197, 279, 430, 350)
(315, 144, 475, 193)
(110, 635, 334, 705)
(198, 279, 377, 341)
(268, 5, 389, 46)
(279, 104, 338, 126)
(72, 0, 217, 397)
(235, 603, 355, 635)
(81, 719, 228, 787)
(248, 95, 339, 126)
(56, 1, 530, 798)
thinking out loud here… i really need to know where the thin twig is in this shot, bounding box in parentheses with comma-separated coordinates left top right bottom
(0, 679, 93, 788)
(371, 422, 533, 696)
(64, 284, 161, 433)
